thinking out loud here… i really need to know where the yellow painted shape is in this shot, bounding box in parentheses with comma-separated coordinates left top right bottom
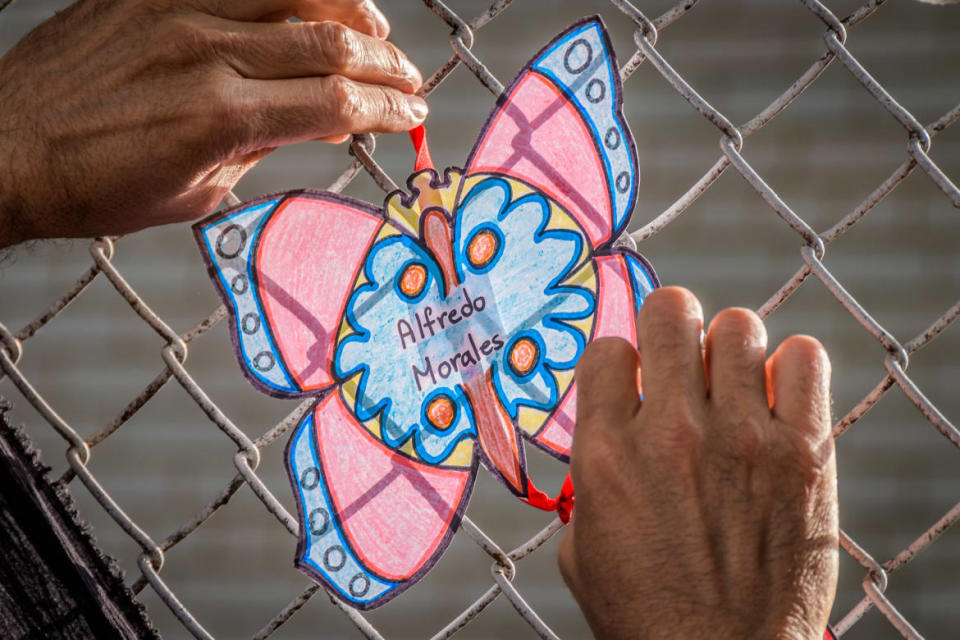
(384, 169, 464, 235)
(517, 405, 548, 436)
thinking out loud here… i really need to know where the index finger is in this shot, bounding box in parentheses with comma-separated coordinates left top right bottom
(216, 20, 421, 92)
(634, 287, 707, 408)
(196, 0, 390, 39)
(574, 337, 641, 429)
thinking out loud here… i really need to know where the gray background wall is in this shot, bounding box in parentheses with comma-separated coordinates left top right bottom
(1, 1, 958, 638)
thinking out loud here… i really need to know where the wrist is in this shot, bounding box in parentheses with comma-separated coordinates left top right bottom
(0, 123, 51, 249)
(0, 154, 24, 249)
(0, 173, 29, 250)
(0, 158, 26, 250)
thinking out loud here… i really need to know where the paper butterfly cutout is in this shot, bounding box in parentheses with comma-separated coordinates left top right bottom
(194, 16, 659, 609)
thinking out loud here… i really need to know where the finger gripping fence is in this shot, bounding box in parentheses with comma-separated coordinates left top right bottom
(1, 1, 958, 638)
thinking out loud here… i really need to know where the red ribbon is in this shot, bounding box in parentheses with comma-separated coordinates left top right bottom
(522, 472, 575, 524)
(408, 124, 435, 173)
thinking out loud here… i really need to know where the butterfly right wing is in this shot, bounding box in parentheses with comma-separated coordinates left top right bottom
(458, 16, 657, 462)
(533, 248, 658, 460)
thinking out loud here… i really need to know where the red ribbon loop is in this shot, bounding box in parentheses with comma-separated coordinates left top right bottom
(408, 124, 435, 173)
(522, 472, 575, 524)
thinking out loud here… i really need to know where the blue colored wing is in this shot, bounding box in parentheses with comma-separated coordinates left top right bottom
(193, 191, 385, 399)
(195, 195, 300, 396)
(287, 404, 399, 607)
(287, 393, 475, 609)
(529, 17, 637, 234)
(464, 16, 638, 247)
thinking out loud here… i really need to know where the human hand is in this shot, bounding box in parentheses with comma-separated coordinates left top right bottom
(0, 0, 426, 248)
(559, 287, 838, 640)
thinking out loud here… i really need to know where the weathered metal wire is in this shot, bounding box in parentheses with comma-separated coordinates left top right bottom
(1, 1, 957, 639)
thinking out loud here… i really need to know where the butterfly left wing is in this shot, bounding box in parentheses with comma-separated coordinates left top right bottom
(194, 191, 383, 397)
(196, 193, 476, 608)
(288, 393, 475, 609)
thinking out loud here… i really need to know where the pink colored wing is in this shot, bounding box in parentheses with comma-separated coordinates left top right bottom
(287, 392, 475, 608)
(533, 249, 658, 460)
(194, 191, 382, 397)
(464, 16, 637, 249)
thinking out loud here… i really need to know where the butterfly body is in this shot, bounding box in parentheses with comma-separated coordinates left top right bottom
(196, 17, 658, 608)
(336, 170, 598, 489)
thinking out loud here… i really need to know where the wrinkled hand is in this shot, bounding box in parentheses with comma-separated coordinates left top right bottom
(0, 0, 426, 247)
(560, 287, 838, 640)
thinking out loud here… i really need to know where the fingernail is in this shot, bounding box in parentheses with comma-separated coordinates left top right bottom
(405, 95, 428, 121)
(318, 134, 351, 144)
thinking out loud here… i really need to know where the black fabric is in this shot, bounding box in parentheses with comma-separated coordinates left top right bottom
(0, 397, 160, 640)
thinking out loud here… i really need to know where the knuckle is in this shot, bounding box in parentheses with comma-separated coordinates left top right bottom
(577, 436, 620, 476)
(643, 399, 703, 455)
(640, 286, 702, 323)
(192, 79, 248, 153)
(644, 325, 698, 367)
(710, 307, 766, 344)
(190, 0, 229, 15)
(206, 82, 240, 121)
(779, 334, 830, 373)
(158, 15, 219, 63)
(724, 414, 767, 459)
(383, 40, 407, 75)
(576, 337, 634, 380)
(323, 75, 361, 126)
(663, 399, 702, 435)
(379, 88, 407, 119)
(314, 21, 358, 72)
(578, 444, 642, 507)
(644, 317, 686, 348)
(773, 429, 834, 484)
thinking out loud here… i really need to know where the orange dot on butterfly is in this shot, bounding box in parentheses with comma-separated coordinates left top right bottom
(426, 396, 455, 430)
(468, 231, 497, 267)
(399, 264, 427, 297)
(509, 338, 539, 375)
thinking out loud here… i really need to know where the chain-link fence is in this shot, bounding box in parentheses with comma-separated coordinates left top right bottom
(1, 0, 958, 638)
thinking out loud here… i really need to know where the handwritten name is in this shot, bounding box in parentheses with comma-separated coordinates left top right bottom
(395, 288, 504, 392)
(396, 287, 487, 349)
(412, 332, 504, 392)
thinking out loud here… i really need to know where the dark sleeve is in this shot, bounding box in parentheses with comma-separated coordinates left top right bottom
(0, 398, 160, 640)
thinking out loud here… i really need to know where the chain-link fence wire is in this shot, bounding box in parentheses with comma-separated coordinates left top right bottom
(0, 0, 958, 638)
